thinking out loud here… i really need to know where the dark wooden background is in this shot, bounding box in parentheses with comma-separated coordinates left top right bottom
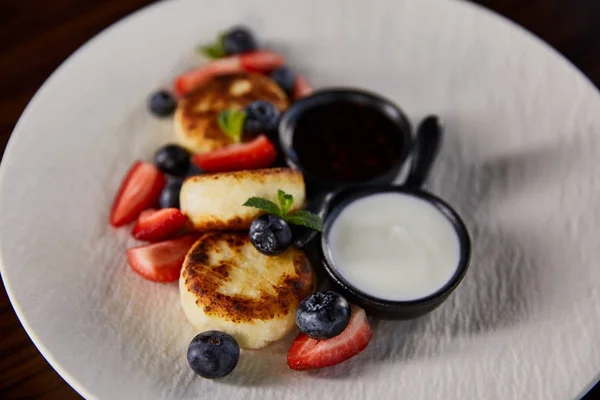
(1, 0, 600, 398)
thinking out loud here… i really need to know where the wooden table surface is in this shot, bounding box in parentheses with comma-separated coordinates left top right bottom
(1, 0, 600, 398)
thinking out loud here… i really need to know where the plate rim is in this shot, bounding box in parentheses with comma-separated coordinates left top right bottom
(0, 1, 172, 399)
(1, 0, 599, 398)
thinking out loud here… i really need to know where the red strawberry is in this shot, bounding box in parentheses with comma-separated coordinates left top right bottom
(292, 74, 313, 101)
(110, 161, 166, 227)
(239, 50, 285, 73)
(174, 57, 240, 97)
(287, 305, 373, 371)
(126, 234, 199, 283)
(174, 50, 285, 97)
(132, 208, 189, 242)
(192, 134, 277, 173)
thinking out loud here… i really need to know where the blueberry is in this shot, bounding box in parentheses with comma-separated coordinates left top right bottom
(149, 90, 176, 117)
(166, 174, 184, 186)
(154, 144, 190, 176)
(159, 181, 182, 209)
(296, 291, 351, 340)
(244, 101, 280, 134)
(223, 26, 257, 55)
(187, 331, 240, 379)
(185, 163, 204, 178)
(249, 214, 293, 256)
(269, 67, 296, 94)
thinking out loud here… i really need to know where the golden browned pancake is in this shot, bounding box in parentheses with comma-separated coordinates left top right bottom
(179, 231, 314, 349)
(174, 72, 289, 153)
(180, 168, 305, 232)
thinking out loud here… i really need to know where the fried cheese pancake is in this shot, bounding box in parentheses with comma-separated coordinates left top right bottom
(174, 72, 289, 153)
(180, 231, 315, 349)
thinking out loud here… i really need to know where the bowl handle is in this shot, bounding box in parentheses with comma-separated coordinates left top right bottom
(293, 191, 336, 248)
(404, 115, 443, 189)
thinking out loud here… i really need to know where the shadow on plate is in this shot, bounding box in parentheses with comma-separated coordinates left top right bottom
(221, 331, 297, 387)
(356, 128, 593, 366)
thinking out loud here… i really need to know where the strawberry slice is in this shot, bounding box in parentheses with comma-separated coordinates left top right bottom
(292, 74, 313, 101)
(126, 234, 199, 282)
(110, 161, 166, 227)
(132, 208, 189, 242)
(174, 56, 240, 97)
(287, 305, 373, 371)
(192, 134, 277, 173)
(239, 50, 285, 73)
(174, 50, 285, 97)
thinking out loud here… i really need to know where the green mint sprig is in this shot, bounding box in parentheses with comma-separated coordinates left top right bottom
(243, 189, 323, 232)
(198, 34, 227, 59)
(217, 109, 246, 143)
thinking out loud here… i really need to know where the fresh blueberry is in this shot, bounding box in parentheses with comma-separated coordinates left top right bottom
(296, 291, 351, 340)
(187, 331, 240, 379)
(185, 163, 204, 178)
(244, 101, 280, 134)
(149, 90, 176, 117)
(166, 174, 184, 186)
(269, 67, 296, 94)
(154, 144, 190, 176)
(249, 214, 293, 256)
(159, 181, 182, 209)
(223, 26, 257, 55)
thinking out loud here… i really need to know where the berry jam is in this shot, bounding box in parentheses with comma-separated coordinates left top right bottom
(291, 101, 405, 182)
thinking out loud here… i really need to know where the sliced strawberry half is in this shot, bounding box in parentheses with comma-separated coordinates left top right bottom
(174, 56, 240, 97)
(110, 161, 166, 227)
(287, 305, 373, 371)
(239, 50, 285, 73)
(132, 208, 189, 242)
(126, 234, 199, 283)
(192, 134, 277, 173)
(174, 50, 285, 97)
(292, 74, 313, 101)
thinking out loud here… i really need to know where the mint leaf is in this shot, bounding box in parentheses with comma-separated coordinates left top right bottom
(218, 109, 246, 143)
(243, 197, 282, 216)
(199, 34, 227, 59)
(284, 210, 323, 232)
(200, 44, 226, 59)
(244, 189, 323, 232)
(278, 189, 294, 215)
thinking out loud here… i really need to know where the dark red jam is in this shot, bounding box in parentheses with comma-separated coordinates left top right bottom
(291, 101, 405, 182)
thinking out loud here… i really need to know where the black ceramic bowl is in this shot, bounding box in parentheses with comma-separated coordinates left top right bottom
(279, 87, 469, 318)
(291, 112, 444, 250)
(319, 185, 471, 319)
(278, 88, 413, 193)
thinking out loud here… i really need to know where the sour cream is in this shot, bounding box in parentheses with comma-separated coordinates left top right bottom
(326, 192, 461, 301)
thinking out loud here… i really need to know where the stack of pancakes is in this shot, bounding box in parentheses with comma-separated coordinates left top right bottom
(176, 73, 315, 349)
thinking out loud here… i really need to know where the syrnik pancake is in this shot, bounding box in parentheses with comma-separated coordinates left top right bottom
(174, 72, 289, 153)
(179, 231, 315, 349)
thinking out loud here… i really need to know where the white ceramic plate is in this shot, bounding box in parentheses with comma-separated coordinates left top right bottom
(2, 0, 600, 399)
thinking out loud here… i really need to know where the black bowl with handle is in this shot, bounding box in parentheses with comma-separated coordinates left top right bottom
(280, 101, 471, 319)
